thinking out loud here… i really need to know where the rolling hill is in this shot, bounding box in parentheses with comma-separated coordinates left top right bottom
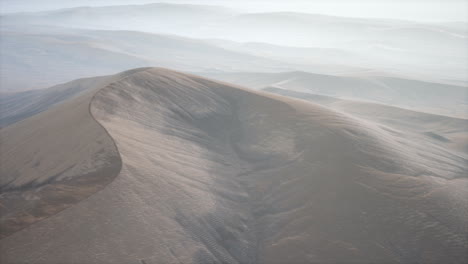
(3, 3, 467, 85)
(202, 71, 468, 118)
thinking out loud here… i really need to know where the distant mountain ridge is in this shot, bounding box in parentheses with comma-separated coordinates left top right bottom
(0, 26, 290, 91)
(2, 3, 466, 85)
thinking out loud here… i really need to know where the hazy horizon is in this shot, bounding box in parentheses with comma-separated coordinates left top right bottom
(1, 0, 467, 22)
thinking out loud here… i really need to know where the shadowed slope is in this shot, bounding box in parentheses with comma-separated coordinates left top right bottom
(1, 68, 467, 263)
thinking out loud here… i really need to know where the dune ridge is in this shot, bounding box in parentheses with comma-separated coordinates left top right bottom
(0, 68, 156, 238)
(1, 68, 467, 263)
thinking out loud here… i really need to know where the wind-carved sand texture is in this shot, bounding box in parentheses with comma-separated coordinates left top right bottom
(0, 68, 467, 263)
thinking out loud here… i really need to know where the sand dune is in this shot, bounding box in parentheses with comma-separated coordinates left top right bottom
(1, 68, 467, 263)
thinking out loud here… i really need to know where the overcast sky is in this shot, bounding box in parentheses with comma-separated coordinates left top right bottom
(1, 0, 467, 22)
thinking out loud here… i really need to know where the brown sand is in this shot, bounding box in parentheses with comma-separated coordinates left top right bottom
(0, 68, 466, 263)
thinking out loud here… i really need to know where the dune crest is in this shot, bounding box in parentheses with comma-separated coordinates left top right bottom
(1, 68, 466, 263)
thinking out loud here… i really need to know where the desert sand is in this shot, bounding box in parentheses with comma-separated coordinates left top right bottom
(0, 68, 467, 263)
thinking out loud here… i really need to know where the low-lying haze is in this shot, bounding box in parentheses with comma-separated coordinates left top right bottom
(1, 0, 467, 22)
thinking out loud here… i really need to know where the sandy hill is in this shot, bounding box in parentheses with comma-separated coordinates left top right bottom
(0, 68, 467, 263)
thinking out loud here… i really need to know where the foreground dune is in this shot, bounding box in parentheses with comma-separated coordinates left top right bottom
(1, 68, 467, 263)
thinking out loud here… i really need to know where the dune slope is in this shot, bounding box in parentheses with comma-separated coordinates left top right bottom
(0, 70, 147, 238)
(0, 68, 467, 263)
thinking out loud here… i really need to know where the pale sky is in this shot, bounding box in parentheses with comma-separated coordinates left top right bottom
(1, 0, 467, 22)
